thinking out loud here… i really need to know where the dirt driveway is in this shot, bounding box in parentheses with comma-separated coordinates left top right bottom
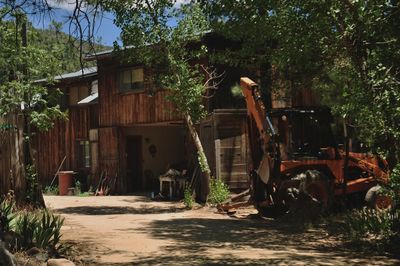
(45, 195, 399, 265)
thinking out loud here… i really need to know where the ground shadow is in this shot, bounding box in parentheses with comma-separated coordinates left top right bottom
(111, 217, 399, 265)
(55, 205, 186, 215)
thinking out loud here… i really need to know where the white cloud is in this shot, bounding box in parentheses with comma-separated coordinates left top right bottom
(47, 0, 82, 12)
(174, 0, 190, 7)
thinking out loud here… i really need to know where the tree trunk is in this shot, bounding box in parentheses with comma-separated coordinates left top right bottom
(11, 113, 27, 205)
(184, 113, 210, 203)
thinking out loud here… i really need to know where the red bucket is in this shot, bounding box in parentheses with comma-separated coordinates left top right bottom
(58, 171, 75, 196)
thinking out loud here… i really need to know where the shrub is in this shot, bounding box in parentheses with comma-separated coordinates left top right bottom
(44, 185, 59, 195)
(387, 164, 400, 206)
(183, 187, 194, 209)
(25, 165, 41, 203)
(208, 178, 230, 205)
(74, 181, 82, 195)
(345, 207, 400, 241)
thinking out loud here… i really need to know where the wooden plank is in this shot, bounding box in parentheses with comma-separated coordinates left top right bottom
(220, 173, 248, 181)
(215, 139, 221, 179)
(224, 181, 249, 189)
(219, 136, 242, 148)
(220, 163, 247, 173)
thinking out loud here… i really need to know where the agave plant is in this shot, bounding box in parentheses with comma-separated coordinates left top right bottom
(14, 211, 37, 249)
(13, 209, 64, 250)
(0, 199, 16, 232)
(34, 209, 64, 249)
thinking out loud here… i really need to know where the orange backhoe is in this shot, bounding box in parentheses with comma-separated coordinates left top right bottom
(240, 77, 390, 214)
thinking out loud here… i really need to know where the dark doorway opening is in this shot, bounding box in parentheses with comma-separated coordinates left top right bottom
(126, 136, 143, 192)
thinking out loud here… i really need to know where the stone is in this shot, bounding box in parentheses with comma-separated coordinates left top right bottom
(26, 247, 41, 256)
(0, 241, 18, 266)
(47, 258, 76, 266)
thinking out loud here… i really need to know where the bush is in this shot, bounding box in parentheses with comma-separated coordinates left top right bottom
(75, 181, 82, 195)
(25, 165, 41, 203)
(44, 185, 59, 195)
(183, 187, 194, 209)
(386, 164, 400, 206)
(345, 207, 400, 241)
(208, 178, 230, 205)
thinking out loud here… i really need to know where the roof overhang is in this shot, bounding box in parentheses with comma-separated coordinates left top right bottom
(78, 92, 98, 105)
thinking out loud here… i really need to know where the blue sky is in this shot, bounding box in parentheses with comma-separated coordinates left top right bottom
(30, 5, 121, 47)
(30, 0, 186, 47)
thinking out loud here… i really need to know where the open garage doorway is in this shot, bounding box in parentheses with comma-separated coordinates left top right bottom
(123, 123, 187, 192)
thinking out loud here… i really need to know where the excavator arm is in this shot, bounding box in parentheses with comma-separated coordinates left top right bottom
(240, 77, 280, 184)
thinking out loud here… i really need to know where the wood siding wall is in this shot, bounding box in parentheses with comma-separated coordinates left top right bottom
(98, 61, 182, 127)
(35, 105, 98, 186)
(98, 127, 124, 192)
(200, 109, 249, 190)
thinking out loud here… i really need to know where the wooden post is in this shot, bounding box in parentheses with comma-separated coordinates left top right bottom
(215, 139, 221, 179)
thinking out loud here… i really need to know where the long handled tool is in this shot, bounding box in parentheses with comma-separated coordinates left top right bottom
(49, 155, 67, 187)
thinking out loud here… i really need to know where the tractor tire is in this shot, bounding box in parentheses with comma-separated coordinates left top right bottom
(365, 185, 393, 210)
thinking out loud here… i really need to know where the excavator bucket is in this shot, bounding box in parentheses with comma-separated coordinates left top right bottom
(257, 154, 271, 184)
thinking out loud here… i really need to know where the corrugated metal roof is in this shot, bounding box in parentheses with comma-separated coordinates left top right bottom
(36, 67, 97, 83)
(54, 67, 97, 80)
(85, 46, 135, 61)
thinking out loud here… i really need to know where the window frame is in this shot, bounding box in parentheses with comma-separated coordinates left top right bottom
(76, 139, 91, 170)
(117, 66, 145, 93)
(68, 85, 90, 106)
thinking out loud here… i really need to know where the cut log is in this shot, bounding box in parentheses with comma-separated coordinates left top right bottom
(217, 201, 251, 212)
(221, 189, 250, 205)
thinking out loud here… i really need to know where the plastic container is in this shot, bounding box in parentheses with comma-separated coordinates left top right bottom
(58, 171, 75, 196)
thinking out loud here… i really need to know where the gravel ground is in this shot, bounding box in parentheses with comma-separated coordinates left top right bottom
(44, 195, 400, 265)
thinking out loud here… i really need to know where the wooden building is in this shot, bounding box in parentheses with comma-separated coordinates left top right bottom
(33, 55, 189, 193)
(88, 52, 188, 193)
(32, 33, 321, 194)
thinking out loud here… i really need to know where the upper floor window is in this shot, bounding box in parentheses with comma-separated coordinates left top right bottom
(118, 67, 144, 92)
(69, 85, 89, 106)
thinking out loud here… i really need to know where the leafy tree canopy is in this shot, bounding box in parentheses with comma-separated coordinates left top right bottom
(200, 0, 400, 166)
